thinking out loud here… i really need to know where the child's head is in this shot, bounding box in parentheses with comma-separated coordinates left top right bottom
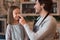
(8, 6, 20, 24)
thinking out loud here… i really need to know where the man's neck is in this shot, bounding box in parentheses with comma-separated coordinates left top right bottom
(39, 9, 48, 17)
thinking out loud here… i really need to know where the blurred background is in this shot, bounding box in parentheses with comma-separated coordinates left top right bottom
(0, 0, 60, 40)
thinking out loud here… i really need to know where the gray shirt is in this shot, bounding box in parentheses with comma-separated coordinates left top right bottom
(6, 24, 25, 40)
(23, 15, 57, 40)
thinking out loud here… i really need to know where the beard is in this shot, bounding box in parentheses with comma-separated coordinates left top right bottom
(36, 8, 42, 14)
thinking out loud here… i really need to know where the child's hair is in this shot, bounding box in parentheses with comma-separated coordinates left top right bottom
(7, 6, 20, 24)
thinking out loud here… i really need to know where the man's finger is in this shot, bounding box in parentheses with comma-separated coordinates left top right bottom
(18, 14, 24, 19)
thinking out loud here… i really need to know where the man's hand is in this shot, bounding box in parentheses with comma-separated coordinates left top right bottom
(19, 15, 27, 26)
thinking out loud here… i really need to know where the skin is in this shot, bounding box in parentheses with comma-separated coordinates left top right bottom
(13, 8, 20, 24)
(34, 0, 42, 13)
(12, 8, 27, 40)
(18, 0, 55, 40)
(19, 0, 48, 26)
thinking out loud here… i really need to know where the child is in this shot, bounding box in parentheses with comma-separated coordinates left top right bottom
(6, 6, 27, 40)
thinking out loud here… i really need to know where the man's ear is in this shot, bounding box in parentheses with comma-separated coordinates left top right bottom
(41, 4, 45, 8)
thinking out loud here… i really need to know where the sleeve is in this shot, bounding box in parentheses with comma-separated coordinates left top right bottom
(24, 30, 28, 40)
(23, 20, 56, 40)
(22, 26, 28, 40)
(5, 25, 11, 40)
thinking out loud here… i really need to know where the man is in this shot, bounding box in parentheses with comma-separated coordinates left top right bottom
(19, 0, 57, 40)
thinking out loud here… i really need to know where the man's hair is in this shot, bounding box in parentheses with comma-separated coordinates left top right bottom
(7, 6, 20, 25)
(38, 0, 53, 12)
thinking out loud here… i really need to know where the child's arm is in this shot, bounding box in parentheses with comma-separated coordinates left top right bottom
(24, 32, 28, 40)
(5, 24, 11, 40)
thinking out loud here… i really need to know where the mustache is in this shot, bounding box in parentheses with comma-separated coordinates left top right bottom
(36, 12, 39, 14)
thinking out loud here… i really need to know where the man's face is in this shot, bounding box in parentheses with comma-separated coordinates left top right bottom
(34, 0, 43, 14)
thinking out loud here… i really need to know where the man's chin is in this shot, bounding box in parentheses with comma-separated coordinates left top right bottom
(36, 12, 39, 14)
